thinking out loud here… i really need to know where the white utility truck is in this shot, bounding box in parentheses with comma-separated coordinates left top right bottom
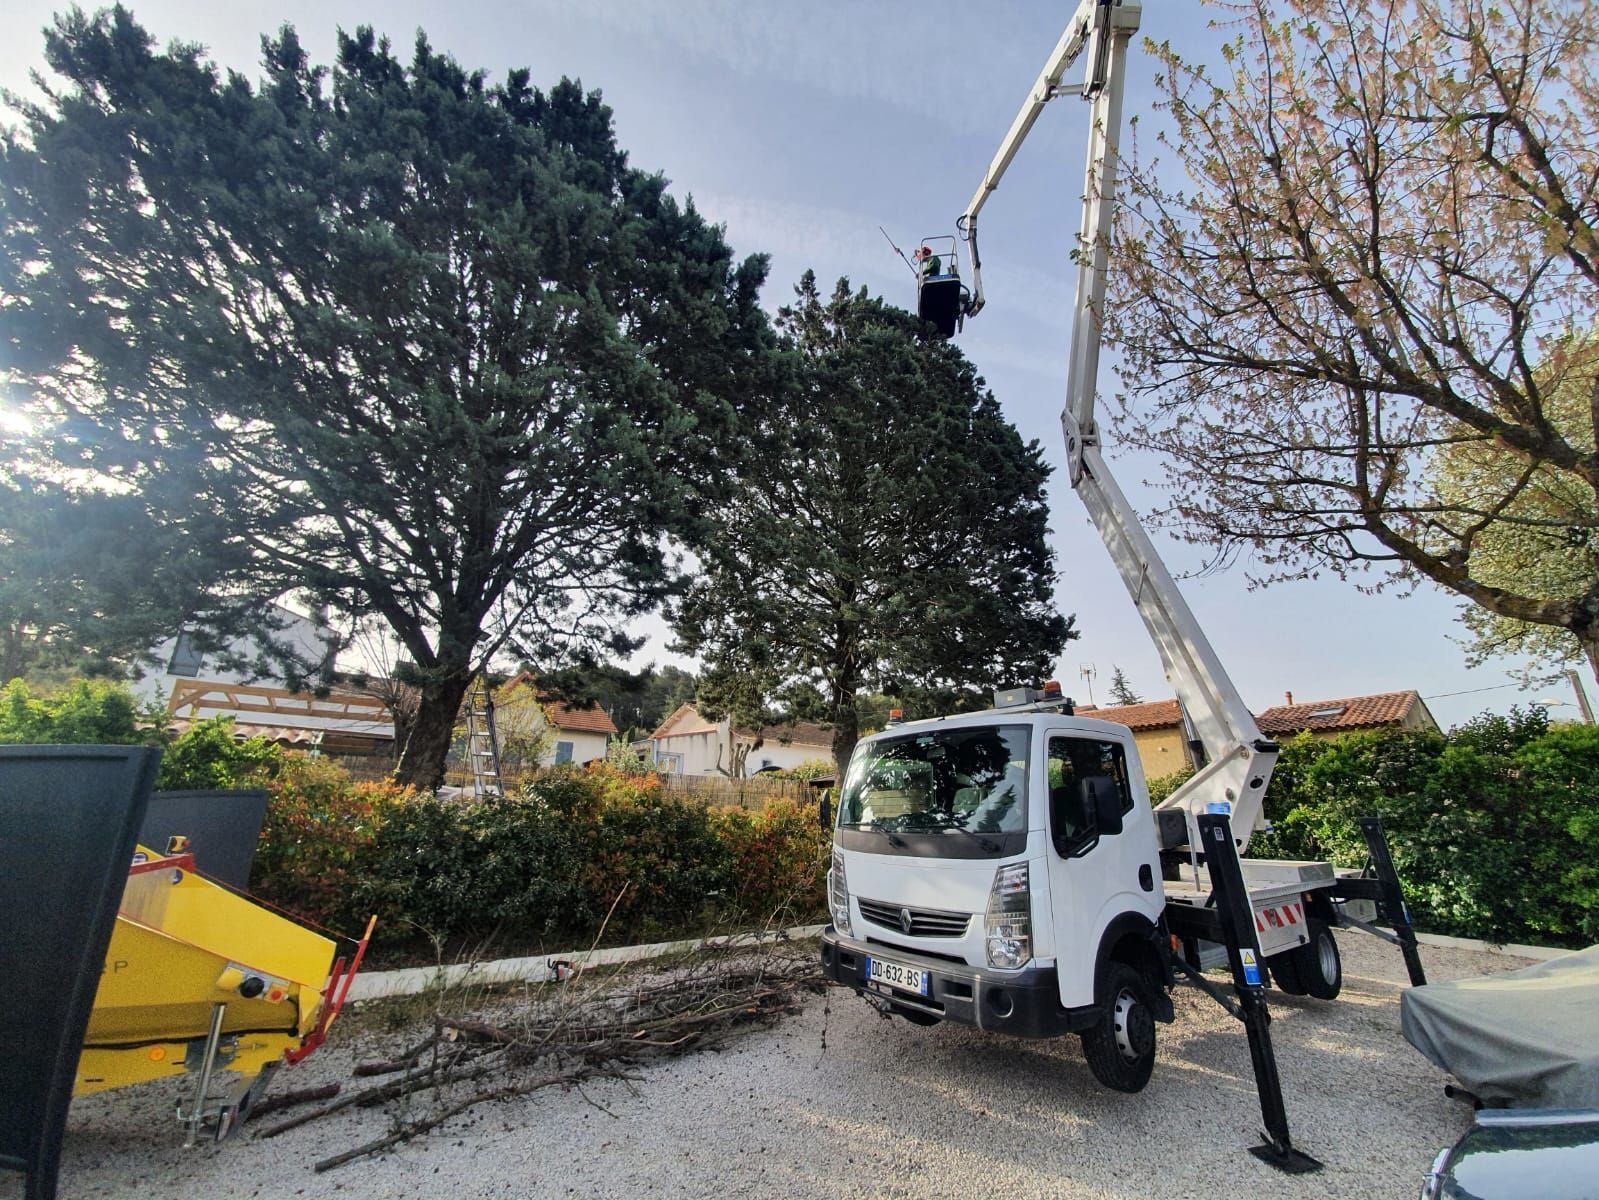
(821, 0, 1423, 1162)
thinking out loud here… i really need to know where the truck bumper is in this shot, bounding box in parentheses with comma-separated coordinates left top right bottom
(820, 927, 1097, 1038)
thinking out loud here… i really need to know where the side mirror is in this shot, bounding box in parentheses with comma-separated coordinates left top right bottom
(1082, 776, 1123, 837)
(818, 789, 833, 830)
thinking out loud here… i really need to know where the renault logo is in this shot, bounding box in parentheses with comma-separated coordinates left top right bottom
(899, 907, 914, 934)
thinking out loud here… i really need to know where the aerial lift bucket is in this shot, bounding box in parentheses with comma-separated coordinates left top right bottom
(913, 234, 968, 338)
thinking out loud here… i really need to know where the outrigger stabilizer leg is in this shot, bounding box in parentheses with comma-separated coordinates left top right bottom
(1328, 818, 1427, 987)
(1167, 815, 1323, 1174)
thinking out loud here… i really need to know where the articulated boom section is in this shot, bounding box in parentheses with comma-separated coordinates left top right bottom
(1075, 447, 1278, 850)
(1038, 0, 1276, 850)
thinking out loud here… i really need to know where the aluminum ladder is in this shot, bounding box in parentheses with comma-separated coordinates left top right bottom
(463, 681, 503, 798)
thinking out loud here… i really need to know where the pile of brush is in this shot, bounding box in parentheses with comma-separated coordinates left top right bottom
(256, 932, 826, 1172)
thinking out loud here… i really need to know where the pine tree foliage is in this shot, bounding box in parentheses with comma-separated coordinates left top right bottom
(0, 10, 772, 785)
(1107, 665, 1142, 707)
(672, 274, 1075, 776)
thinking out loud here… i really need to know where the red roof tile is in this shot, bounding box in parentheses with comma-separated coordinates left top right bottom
(1255, 690, 1427, 735)
(548, 701, 617, 736)
(1088, 698, 1183, 731)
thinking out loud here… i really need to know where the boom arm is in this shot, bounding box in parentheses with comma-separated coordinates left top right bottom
(959, 0, 1118, 318)
(968, 0, 1278, 851)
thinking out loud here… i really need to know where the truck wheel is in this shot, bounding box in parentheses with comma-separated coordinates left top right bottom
(1268, 951, 1307, 995)
(1080, 962, 1156, 1093)
(1295, 917, 1342, 1000)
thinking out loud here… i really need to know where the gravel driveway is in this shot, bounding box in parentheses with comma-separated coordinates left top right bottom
(13, 934, 1530, 1200)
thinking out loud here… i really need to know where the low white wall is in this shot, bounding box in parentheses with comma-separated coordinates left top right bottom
(347, 924, 828, 1002)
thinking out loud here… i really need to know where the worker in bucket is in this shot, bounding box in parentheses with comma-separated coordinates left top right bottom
(915, 244, 941, 278)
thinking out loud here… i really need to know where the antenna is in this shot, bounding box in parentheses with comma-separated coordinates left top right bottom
(1079, 664, 1097, 706)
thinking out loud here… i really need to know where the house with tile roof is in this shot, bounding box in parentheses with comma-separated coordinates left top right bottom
(648, 702, 832, 777)
(1255, 690, 1439, 738)
(493, 674, 618, 767)
(1087, 688, 1439, 779)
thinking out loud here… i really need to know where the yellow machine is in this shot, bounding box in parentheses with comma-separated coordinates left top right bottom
(76, 845, 373, 1142)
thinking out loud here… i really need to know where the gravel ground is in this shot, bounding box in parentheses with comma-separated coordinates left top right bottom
(13, 933, 1534, 1200)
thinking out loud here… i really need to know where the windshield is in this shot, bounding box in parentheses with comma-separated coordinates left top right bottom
(839, 725, 1030, 838)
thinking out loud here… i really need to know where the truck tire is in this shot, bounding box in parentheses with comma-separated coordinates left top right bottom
(1295, 917, 1342, 1000)
(1268, 950, 1308, 995)
(1080, 961, 1157, 1093)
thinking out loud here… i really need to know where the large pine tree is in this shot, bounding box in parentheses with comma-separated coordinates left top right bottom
(673, 274, 1074, 776)
(0, 11, 772, 785)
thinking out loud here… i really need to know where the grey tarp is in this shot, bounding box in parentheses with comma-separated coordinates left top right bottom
(1401, 944, 1599, 1108)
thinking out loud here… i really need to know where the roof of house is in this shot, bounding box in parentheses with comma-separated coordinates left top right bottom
(548, 701, 617, 736)
(650, 702, 719, 739)
(1255, 690, 1431, 735)
(648, 702, 832, 748)
(494, 672, 617, 735)
(1085, 690, 1433, 737)
(1085, 698, 1183, 732)
(744, 719, 832, 748)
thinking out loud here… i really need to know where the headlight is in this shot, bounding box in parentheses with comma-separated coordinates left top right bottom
(829, 849, 853, 937)
(985, 861, 1032, 970)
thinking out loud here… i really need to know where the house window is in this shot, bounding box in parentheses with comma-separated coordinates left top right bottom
(167, 631, 204, 677)
(554, 740, 574, 765)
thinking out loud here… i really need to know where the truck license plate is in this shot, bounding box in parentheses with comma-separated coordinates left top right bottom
(864, 956, 929, 997)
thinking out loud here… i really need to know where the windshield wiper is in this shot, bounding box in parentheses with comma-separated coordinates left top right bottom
(930, 815, 1002, 853)
(869, 820, 907, 848)
(840, 819, 907, 847)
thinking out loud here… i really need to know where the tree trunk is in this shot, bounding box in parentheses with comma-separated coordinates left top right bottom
(394, 669, 474, 791)
(830, 703, 859, 784)
(1582, 635, 1599, 702)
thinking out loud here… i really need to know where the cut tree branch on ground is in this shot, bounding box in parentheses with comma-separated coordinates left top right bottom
(257, 920, 825, 1172)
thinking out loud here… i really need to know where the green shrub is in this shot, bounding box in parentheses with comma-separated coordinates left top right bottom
(710, 798, 830, 922)
(0, 676, 147, 744)
(1146, 765, 1194, 805)
(241, 753, 835, 957)
(1247, 712, 1599, 946)
(155, 716, 283, 790)
(345, 787, 738, 950)
(251, 756, 412, 930)
(0, 678, 282, 792)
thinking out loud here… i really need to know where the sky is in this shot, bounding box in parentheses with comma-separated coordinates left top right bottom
(1, 0, 1591, 729)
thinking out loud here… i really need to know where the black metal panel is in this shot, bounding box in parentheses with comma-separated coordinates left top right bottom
(1195, 813, 1322, 1174)
(917, 277, 964, 337)
(0, 745, 161, 1200)
(140, 789, 269, 890)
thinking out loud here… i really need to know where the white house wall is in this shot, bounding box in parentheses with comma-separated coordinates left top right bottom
(543, 729, 610, 768)
(740, 738, 830, 773)
(131, 610, 333, 706)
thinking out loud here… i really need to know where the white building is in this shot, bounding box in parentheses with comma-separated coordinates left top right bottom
(131, 607, 393, 754)
(490, 674, 617, 768)
(648, 703, 832, 777)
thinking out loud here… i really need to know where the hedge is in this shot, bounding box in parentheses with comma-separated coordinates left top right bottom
(249, 761, 830, 957)
(1247, 708, 1599, 947)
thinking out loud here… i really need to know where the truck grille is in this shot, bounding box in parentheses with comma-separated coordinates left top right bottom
(858, 897, 970, 938)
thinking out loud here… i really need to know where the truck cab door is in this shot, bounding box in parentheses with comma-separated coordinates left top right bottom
(1043, 731, 1142, 1009)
